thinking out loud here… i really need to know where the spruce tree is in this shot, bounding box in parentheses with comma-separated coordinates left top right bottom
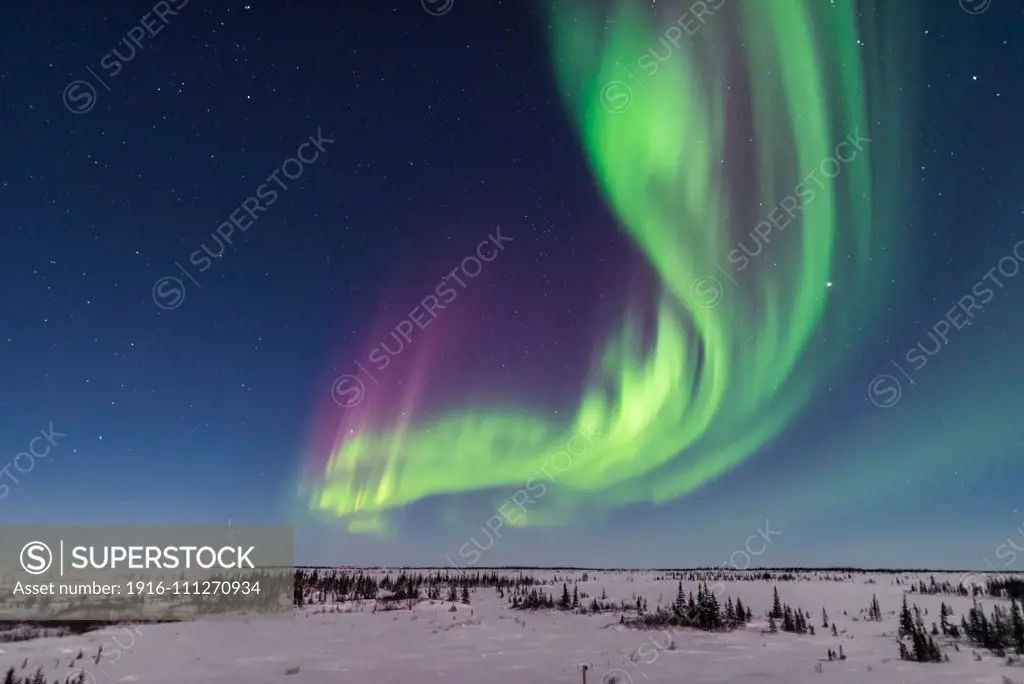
(927, 635, 940, 662)
(899, 595, 914, 637)
(560, 583, 570, 609)
(991, 604, 1006, 650)
(769, 614, 777, 632)
(704, 583, 720, 629)
(869, 594, 881, 621)
(978, 605, 991, 647)
(461, 585, 470, 604)
(831, 622, 838, 637)
(1011, 598, 1024, 654)
(772, 587, 782, 618)
(822, 607, 829, 628)
(911, 626, 925, 661)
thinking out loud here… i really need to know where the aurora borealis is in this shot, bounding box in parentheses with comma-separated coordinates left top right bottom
(306, 0, 912, 535)
(8, 0, 1022, 569)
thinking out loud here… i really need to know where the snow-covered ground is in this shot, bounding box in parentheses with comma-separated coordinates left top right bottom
(1, 569, 1020, 684)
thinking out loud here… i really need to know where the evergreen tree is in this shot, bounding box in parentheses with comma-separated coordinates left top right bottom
(831, 622, 838, 638)
(768, 614, 777, 633)
(822, 607, 829, 628)
(927, 636, 941, 662)
(703, 582, 720, 630)
(969, 599, 982, 636)
(461, 585, 470, 604)
(560, 583, 570, 609)
(940, 602, 950, 635)
(978, 605, 991, 647)
(772, 587, 783, 618)
(991, 604, 1007, 650)
(869, 594, 881, 621)
(1011, 598, 1024, 654)
(899, 595, 914, 637)
(572, 585, 579, 609)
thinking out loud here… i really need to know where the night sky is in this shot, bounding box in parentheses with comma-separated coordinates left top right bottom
(2, 0, 1023, 570)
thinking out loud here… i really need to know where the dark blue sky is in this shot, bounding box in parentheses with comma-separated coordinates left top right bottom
(1, 0, 1022, 569)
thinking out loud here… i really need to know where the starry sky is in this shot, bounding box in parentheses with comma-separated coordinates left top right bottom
(1, 0, 1022, 570)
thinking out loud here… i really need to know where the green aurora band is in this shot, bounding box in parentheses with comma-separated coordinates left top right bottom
(309, 0, 910, 533)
